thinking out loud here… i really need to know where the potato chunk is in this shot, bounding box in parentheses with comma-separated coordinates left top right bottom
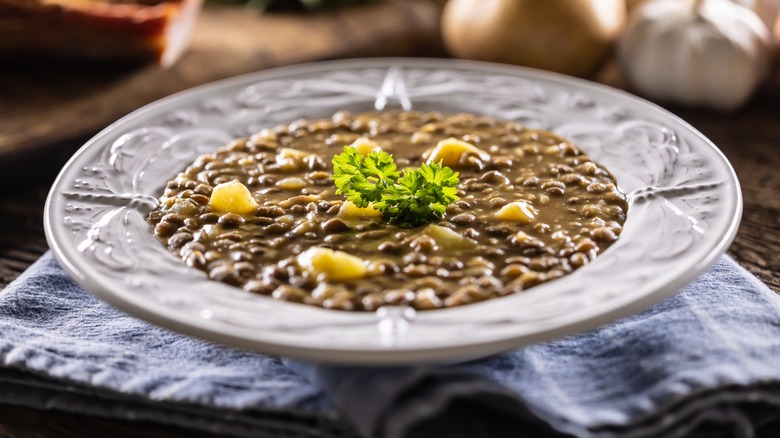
(298, 247, 367, 281)
(425, 138, 490, 167)
(338, 200, 382, 219)
(348, 137, 382, 156)
(276, 147, 309, 163)
(209, 181, 258, 215)
(495, 201, 538, 223)
(422, 224, 476, 250)
(275, 148, 319, 171)
(276, 177, 307, 191)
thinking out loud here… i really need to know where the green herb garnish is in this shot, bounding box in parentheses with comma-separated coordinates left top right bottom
(332, 147, 460, 227)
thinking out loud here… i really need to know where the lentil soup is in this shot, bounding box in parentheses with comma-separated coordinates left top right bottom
(148, 111, 628, 311)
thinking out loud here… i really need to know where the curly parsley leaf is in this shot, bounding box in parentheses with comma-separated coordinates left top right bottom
(331, 147, 459, 227)
(332, 147, 399, 207)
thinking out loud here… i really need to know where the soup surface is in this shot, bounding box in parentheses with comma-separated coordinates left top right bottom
(149, 111, 628, 311)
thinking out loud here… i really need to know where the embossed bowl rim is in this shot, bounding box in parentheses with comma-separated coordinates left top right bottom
(45, 58, 742, 364)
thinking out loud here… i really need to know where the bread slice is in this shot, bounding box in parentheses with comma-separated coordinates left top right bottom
(0, 0, 202, 67)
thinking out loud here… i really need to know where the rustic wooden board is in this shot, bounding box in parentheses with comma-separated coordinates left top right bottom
(0, 0, 441, 162)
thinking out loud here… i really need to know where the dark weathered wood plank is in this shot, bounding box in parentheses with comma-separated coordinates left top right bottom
(0, 405, 221, 438)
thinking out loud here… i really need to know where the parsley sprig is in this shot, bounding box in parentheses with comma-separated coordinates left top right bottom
(331, 147, 460, 227)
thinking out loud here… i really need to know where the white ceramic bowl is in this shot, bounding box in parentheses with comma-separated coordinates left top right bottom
(45, 59, 741, 364)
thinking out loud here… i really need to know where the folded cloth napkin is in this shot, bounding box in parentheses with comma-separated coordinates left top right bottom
(1, 252, 780, 438)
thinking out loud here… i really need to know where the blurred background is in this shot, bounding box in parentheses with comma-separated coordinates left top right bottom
(1, 0, 778, 170)
(2, 0, 779, 171)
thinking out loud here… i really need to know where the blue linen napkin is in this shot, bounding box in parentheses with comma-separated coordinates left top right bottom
(1, 252, 780, 438)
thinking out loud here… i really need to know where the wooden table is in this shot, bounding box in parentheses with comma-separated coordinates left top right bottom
(1, 4, 779, 437)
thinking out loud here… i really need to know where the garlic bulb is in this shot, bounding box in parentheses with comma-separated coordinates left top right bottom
(736, 0, 780, 29)
(619, 0, 773, 111)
